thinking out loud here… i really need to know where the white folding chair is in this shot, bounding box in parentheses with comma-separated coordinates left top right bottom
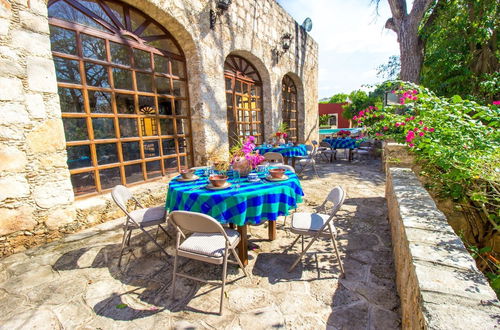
(263, 152, 284, 164)
(296, 146, 320, 178)
(168, 210, 249, 315)
(287, 186, 346, 275)
(111, 185, 170, 267)
(319, 142, 337, 162)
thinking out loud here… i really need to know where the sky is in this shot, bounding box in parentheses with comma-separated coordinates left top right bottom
(277, 0, 400, 99)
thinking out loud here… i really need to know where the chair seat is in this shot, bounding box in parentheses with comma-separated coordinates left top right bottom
(298, 158, 315, 164)
(291, 212, 336, 236)
(179, 228, 240, 258)
(355, 149, 370, 154)
(129, 206, 166, 227)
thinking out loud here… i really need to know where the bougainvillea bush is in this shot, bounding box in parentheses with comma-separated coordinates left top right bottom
(357, 80, 500, 294)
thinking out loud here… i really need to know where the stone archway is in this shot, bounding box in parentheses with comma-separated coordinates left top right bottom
(281, 72, 305, 143)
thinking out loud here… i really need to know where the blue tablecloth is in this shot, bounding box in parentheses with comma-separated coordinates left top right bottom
(255, 144, 308, 158)
(322, 138, 362, 149)
(165, 170, 304, 226)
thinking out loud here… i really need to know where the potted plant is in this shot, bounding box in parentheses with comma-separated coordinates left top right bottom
(230, 136, 265, 177)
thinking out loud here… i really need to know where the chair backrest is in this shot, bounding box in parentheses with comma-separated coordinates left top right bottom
(320, 142, 332, 148)
(323, 186, 346, 215)
(269, 164, 295, 173)
(190, 166, 209, 170)
(264, 152, 284, 163)
(169, 210, 225, 235)
(111, 185, 133, 212)
(305, 144, 314, 152)
(312, 140, 319, 146)
(358, 141, 373, 148)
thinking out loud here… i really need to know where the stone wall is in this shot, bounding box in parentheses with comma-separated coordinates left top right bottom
(386, 167, 499, 329)
(0, 0, 318, 255)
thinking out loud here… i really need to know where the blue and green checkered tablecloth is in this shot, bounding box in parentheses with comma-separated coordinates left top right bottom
(255, 144, 308, 158)
(322, 138, 362, 149)
(165, 170, 304, 226)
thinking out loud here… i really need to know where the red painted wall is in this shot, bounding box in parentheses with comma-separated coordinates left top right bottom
(318, 103, 350, 128)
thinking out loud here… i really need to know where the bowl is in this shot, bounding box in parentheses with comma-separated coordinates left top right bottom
(209, 175, 228, 187)
(269, 168, 286, 179)
(180, 169, 195, 179)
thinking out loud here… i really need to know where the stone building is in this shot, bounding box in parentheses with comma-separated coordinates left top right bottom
(0, 0, 318, 254)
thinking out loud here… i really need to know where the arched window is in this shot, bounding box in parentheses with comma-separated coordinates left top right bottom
(282, 75, 298, 142)
(224, 55, 263, 147)
(48, 0, 192, 196)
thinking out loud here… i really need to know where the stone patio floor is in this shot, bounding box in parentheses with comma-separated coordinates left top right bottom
(0, 158, 401, 329)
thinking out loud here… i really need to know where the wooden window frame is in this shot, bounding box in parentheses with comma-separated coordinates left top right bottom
(49, 0, 193, 197)
(224, 55, 264, 147)
(282, 75, 298, 142)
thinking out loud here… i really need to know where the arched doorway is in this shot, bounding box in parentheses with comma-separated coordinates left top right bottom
(48, 0, 192, 196)
(224, 55, 263, 147)
(282, 75, 298, 142)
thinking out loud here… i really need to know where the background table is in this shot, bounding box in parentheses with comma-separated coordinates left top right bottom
(255, 144, 308, 166)
(322, 138, 363, 161)
(166, 170, 304, 264)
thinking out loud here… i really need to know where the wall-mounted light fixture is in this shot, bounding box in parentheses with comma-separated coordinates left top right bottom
(210, 0, 232, 30)
(272, 33, 293, 61)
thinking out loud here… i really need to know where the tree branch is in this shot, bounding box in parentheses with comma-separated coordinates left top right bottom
(387, 0, 407, 19)
(385, 18, 397, 32)
(409, 0, 435, 27)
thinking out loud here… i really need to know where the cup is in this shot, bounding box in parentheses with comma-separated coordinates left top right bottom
(247, 172, 259, 182)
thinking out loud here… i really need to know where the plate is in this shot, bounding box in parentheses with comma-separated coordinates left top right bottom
(266, 175, 289, 182)
(177, 175, 200, 182)
(206, 182, 232, 190)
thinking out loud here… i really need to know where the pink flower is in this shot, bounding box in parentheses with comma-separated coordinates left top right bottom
(383, 126, 389, 130)
(405, 117, 410, 122)
(283, 133, 288, 138)
(418, 121, 424, 125)
(429, 128, 435, 132)
(419, 132, 424, 137)
(395, 122, 400, 127)
(423, 126, 429, 131)
(413, 127, 419, 131)
(391, 90, 396, 94)
(401, 122, 406, 126)
(409, 143, 414, 147)
(493, 101, 500, 105)
(412, 90, 418, 94)
(376, 132, 382, 136)
(359, 111, 365, 117)
(406, 130, 415, 143)
(353, 116, 358, 120)
(409, 116, 415, 120)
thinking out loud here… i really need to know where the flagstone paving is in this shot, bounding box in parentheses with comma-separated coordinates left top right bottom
(0, 157, 400, 329)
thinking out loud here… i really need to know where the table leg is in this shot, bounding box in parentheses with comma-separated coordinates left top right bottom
(349, 149, 353, 162)
(284, 157, 289, 165)
(268, 221, 276, 240)
(291, 157, 296, 168)
(237, 224, 248, 265)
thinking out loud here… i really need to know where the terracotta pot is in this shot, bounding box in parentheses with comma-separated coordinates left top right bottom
(269, 168, 286, 179)
(232, 158, 251, 177)
(209, 175, 228, 187)
(180, 169, 195, 179)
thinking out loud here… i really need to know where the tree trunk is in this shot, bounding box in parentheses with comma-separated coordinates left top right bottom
(384, 0, 435, 83)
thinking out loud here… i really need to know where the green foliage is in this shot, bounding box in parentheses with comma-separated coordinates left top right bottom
(342, 89, 383, 120)
(359, 80, 500, 295)
(319, 114, 330, 126)
(377, 55, 401, 80)
(420, 0, 499, 104)
(319, 93, 349, 104)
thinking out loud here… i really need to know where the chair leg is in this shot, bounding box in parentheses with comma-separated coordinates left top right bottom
(230, 247, 249, 277)
(288, 233, 321, 272)
(313, 164, 320, 178)
(301, 235, 304, 252)
(329, 228, 345, 276)
(220, 253, 228, 315)
(172, 252, 178, 296)
(287, 234, 301, 251)
(139, 226, 169, 257)
(118, 227, 130, 267)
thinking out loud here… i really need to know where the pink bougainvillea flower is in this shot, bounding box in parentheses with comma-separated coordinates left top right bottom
(375, 132, 382, 136)
(409, 116, 415, 120)
(406, 130, 415, 143)
(409, 143, 415, 147)
(493, 101, 500, 105)
(429, 128, 435, 132)
(383, 126, 389, 130)
(418, 121, 424, 125)
(413, 127, 419, 131)
(401, 122, 406, 126)
(405, 117, 410, 122)
(419, 132, 425, 137)
(423, 126, 429, 131)
(391, 90, 396, 94)
(353, 116, 358, 120)
(395, 122, 400, 127)
(412, 89, 418, 94)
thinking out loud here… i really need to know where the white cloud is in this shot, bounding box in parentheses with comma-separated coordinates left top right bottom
(278, 0, 400, 98)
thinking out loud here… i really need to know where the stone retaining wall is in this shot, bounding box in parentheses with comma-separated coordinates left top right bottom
(386, 167, 499, 329)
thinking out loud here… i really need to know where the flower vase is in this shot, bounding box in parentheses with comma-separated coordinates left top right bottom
(232, 158, 251, 177)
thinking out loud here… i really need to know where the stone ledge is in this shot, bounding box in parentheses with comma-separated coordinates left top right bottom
(386, 167, 499, 329)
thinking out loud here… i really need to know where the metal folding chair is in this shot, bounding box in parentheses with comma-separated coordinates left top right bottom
(286, 186, 346, 275)
(263, 152, 284, 164)
(111, 185, 170, 267)
(296, 146, 320, 178)
(168, 210, 249, 315)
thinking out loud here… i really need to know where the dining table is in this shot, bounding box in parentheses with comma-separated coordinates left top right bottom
(322, 138, 363, 161)
(165, 169, 304, 265)
(255, 144, 308, 166)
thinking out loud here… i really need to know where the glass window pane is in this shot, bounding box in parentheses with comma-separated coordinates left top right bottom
(162, 139, 175, 155)
(172, 80, 186, 97)
(122, 141, 140, 161)
(85, 63, 109, 87)
(160, 119, 174, 135)
(92, 118, 115, 139)
(95, 143, 118, 165)
(58, 88, 84, 113)
(88, 91, 112, 113)
(143, 140, 159, 158)
(116, 93, 135, 114)
(158, 98, 172, 115)
(174, 100, 187, 116)
(146, 39, 179, 54)
(54, 57, 81, 84)
(163, 157, 178, 173)
(133, 48, 151, 71)
(67, 145, 91, 169)
(110, 41, 131, 66)
(136, 72, 153, 92)
(119, 118, 138, 137)
(129, 8, 146, 31)
(171, 60, 185, 78)
(49, 26, 76, 55)
(138, 96, 156, 114)
(81, 34, 106, 60)
(63, 118, 88, 141)
(104, 1, 125, 27)
(225, 78, 232, 91)
(154, 55, 168, 74)
(48, 1, 109, 32)
(99, 167, 121, 190)
(125, 163, 143, 183)
(177, 137, 188, 154)
(80, 0, 115, 26)
(176, 119, 189, 135)
(113, 68, 133, 90)
(71, 172, 96, 195)
(146, 160, 162, 178)
(141, 23, 163, 37)
(155, 76, 171, 95)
